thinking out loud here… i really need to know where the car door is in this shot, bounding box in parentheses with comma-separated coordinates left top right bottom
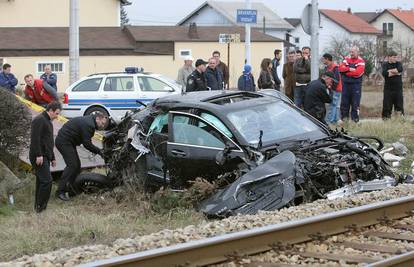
(167, 111, 243, 184)
(137, 76, 175, 103)
(102, 75, 138, 121)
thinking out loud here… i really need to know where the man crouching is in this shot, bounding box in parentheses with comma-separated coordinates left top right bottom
(54, 112, 107, 200)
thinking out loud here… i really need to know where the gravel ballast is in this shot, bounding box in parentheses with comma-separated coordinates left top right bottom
(2, 184, 414, 267)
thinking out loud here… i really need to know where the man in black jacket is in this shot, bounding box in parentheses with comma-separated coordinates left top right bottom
(186, 59, 208, 92)
(30, 101, 62, 212)
(55, 112, 107, 200)
(382, 50, 404, 119)
(304, 72, 336, 124)
(205, 57, 224, 90)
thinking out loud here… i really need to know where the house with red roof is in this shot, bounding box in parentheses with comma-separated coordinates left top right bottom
(369, 9, 414, 57)
(318, 9, 380, 54)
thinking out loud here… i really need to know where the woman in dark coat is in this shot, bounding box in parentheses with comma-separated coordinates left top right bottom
(257, 58, 275, 89)
(237, 64, 255, 91)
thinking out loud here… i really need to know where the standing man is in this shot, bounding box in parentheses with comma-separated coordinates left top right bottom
(382, 50, 404, 119)
(186, 59, 208, 92)
(304, 72, 336, 124)
(282, 51, 296, 101)
(55, 113, 107, 200)
(177, 56, 195, 89)
(30, 101, 62, 212)
(296, 50, 303, 60)
(205, 57, 224, 91)
(293, 47, 311, 108)
(212, 51, 229, 89)
(40, 65, 58, 91)
(0, 63, 18, 94)
(24, 74, 59, 107)
(322, 53, 342, 125)
(271, 49, 282, 90)
(339, 46, 365, 123)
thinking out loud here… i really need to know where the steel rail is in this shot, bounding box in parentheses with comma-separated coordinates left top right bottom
(367, 250, 414, 267)
(80, 195, 414, 267)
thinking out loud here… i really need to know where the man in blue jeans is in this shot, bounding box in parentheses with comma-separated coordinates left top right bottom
(322, 53, 342, 124)
(293, 47, 311, 108)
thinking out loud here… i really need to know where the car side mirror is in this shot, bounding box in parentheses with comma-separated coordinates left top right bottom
(215, 144, 232, 166)
(165, 87, 175, 92)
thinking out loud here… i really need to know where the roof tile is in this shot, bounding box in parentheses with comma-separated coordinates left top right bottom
(320, 9, 381, 34)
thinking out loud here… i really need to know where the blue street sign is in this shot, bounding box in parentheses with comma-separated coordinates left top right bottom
(236, 9, 257, 24)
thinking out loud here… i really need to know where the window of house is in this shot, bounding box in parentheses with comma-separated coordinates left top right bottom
(137, 77, 173, 92)
(387, 23, 394, 34)
(72, 78, 102, 92)
(179, 49, 191, 58)
(295, 37, 300, 44)
(382, 23, 394, 35)
(36, 62, 64, 73)
(104, 76, 134, 91)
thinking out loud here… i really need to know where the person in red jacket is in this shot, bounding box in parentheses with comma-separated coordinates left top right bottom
(24, 74, 58, 107)
(339, 46, 365, 123)
(322, 53, 342, 125)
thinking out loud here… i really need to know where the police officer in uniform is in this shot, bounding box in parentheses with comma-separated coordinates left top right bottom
(186, 59, 208, 92)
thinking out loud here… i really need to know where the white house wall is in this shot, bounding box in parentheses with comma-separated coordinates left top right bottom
(371, 12, 414, 48)
(180, 5, 233, 26)
(288, 25, 311, 50)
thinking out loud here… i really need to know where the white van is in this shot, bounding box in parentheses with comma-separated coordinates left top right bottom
(62, 68, 181, 122)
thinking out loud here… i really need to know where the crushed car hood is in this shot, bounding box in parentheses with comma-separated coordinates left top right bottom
(200, 151, 297, 218)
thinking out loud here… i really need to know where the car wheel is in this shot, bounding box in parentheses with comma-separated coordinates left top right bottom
(73, 172, 112, 194)
(84, 106, 110, 128)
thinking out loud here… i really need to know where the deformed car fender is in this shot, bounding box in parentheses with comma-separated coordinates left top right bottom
(200, 150, 296, 218)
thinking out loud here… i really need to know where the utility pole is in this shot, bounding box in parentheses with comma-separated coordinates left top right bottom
(69, 0, 80, 85)
(263, 16, 266, 34)
(245, 0, 251, 65)
(310, 0, 319, 80)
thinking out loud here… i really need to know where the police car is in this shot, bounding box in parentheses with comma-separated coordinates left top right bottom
(62, 67, 181, 123)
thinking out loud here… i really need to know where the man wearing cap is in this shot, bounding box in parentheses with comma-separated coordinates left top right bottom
(304, 72, 336, 124)
(177, 56, 195, 89)
(186, 59, 208, 92)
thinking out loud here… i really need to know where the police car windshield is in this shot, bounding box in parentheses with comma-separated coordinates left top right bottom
(158, 75, 181, 88)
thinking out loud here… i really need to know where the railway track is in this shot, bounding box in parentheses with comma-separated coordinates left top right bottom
(80, 195, 414, 267)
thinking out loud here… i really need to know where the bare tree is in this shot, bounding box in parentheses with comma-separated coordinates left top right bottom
(120, 6, 130, 26)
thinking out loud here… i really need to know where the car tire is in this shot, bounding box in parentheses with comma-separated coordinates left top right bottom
(84, 106, 110, 128)
(73, 172, 112, 194)
(126, 151, 157, 193)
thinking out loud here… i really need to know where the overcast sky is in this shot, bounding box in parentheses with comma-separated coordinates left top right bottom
(125, 0, 414, 25)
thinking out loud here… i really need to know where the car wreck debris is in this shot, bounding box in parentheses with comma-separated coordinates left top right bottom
(75, 90, 404, 217)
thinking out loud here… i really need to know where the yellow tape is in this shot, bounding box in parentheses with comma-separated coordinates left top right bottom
(17, 95, 104, 141)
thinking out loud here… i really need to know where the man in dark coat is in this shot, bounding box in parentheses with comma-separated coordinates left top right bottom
(282, 51, 296, 101)
(29, 101, 62, 212)
(213, 51, 229, 89)
(382, 50, 404, 119)
(186, 59, 208, 92)
(271, 49, 282, 90)
(55, 113, 107, 200)
(205, 57, 224, 90)
(304, 72, 336, 124)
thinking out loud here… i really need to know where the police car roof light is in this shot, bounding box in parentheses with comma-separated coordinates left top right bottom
(125, 67, 144, 74)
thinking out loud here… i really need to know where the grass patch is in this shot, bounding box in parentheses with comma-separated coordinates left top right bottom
(0, 177, 205, 262)
(345, 118, 414, 174)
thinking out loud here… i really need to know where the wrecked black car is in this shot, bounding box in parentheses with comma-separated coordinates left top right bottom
(86, 90, 398, 217)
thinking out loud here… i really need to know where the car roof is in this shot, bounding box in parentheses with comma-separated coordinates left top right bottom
(154, 90, 283, 114)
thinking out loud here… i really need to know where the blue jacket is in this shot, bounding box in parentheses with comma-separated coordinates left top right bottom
(237, 73, 255, 91)
(40, 73, 57, 90)
(0, 72, 18, 93)
(205, 67, 224, 90)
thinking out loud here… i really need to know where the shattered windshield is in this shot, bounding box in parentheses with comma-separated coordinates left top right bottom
(227, 102, 326, 145)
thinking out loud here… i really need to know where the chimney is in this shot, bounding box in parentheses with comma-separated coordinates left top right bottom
(188, 23, 199, 39)
(347, 7, 352, 14)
